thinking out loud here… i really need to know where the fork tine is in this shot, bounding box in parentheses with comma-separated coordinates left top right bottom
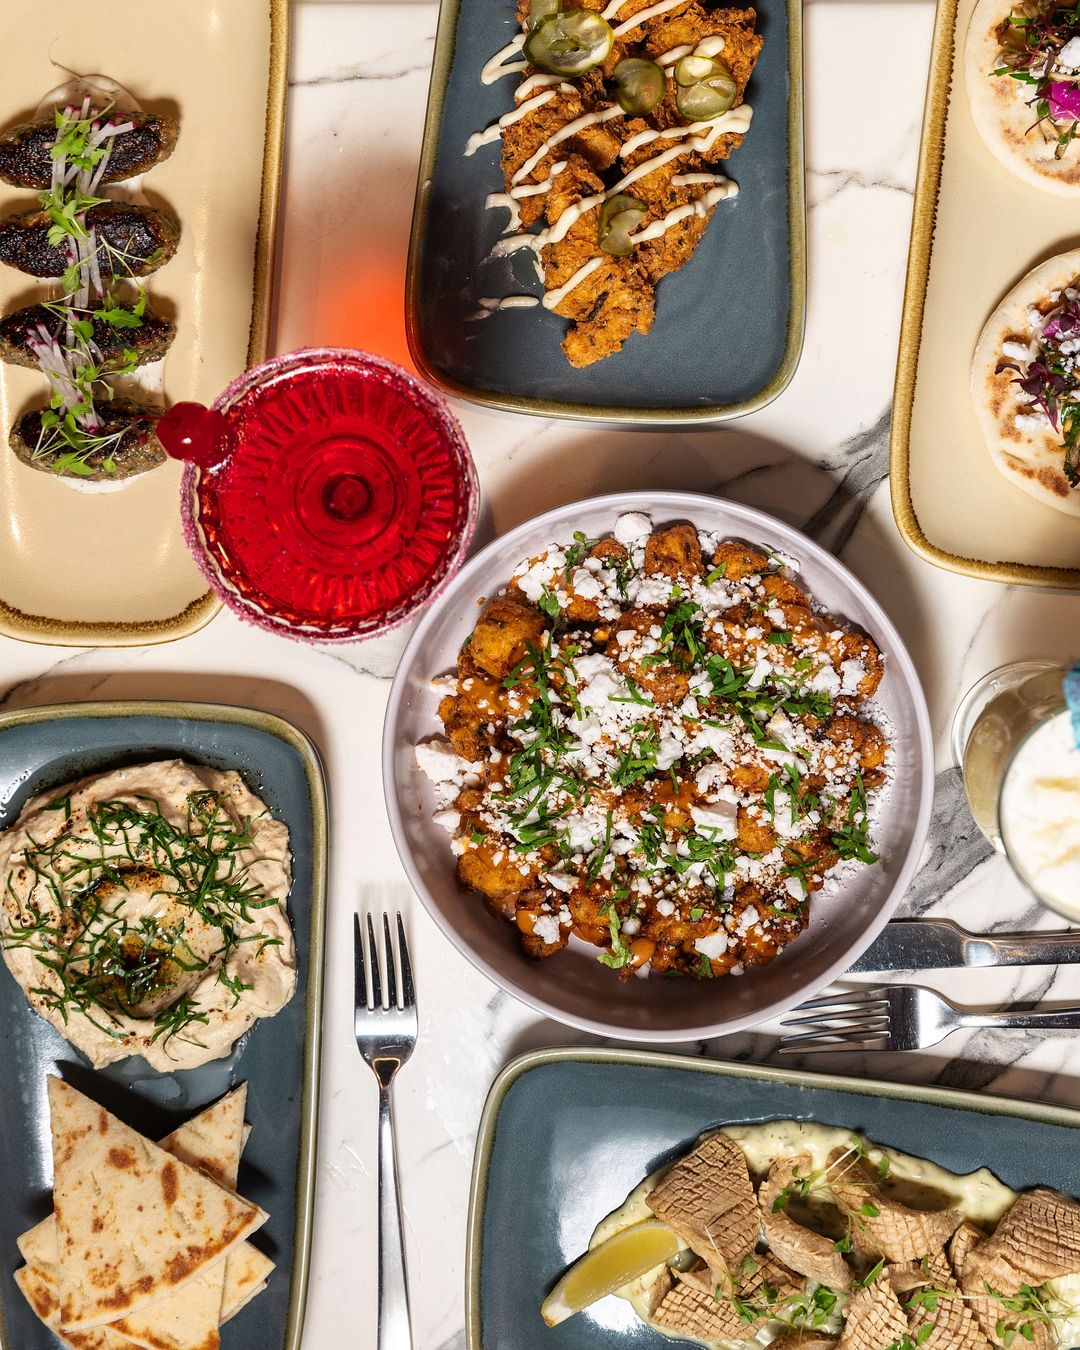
(353, 913, 369, 1013)
(779, 1035, 890, 1055)
(796, 988, 882, 1011)
(367, 913, 381, 1009)
(781, 1006, 889, 1028)
(383, 913, 398, 1009)
(780, 1024, 890, 1045)
(396, 913, 415, 1009)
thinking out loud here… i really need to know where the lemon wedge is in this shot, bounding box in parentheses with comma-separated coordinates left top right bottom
(541, 1219, 684, 1326)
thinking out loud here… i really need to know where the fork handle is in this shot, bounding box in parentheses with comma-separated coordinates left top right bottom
(378, 1084, 413, 1348)
(959, 1007, 1080, 1030)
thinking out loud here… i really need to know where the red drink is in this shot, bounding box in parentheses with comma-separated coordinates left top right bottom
(161, 349, 478, 641)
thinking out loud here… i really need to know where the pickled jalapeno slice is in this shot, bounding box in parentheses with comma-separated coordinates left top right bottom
(673, 56, 737, 121)
(598, 193, 647, 256)
(610, 57, 666, 114)
(524, 9, 615, 75)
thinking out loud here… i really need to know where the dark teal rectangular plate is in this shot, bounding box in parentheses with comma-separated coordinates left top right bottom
(467, 1047, 1080, 1349)
(0, 701, 327, 1350)
(407, 0, 804, 422)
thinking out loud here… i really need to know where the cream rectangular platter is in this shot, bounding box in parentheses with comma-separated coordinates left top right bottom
(891, 0, 1080, 589)
(0, 0, 288, 645)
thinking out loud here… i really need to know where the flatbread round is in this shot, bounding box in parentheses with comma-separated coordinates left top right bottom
(971, 248, 1080, 516)
(964, 0, 1080, 195)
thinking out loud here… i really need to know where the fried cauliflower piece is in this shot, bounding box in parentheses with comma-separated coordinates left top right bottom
(458, 839, 537, 920)
(467, 598, 547, 680)
(644, 523, 703, 579)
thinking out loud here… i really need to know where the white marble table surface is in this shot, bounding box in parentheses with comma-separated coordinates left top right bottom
(4, 2, 1080, 1345)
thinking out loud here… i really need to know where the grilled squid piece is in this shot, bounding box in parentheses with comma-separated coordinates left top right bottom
(10, 398, 166, 482)
(0, 302, 175, 370)
(0, 110, 179, 189)
(0, 202, 179, 279)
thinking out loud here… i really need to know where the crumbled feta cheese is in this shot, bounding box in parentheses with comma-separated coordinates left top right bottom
(432, 809, 461, 833)
(840, 659, 865, 694)
(690, 800, 738, 838)
(613, 511, 652, 546)
(1015, 411, 1048, 434)
(695, 931, 729, 959)
(1058, 36, 1080, 68)
(656, 898, 676, 917)
(533, 914, 561, 945)
(1002, 339, 1032, 363)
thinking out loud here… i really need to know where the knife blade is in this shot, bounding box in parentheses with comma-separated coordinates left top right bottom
(851, 918, 1080, 972)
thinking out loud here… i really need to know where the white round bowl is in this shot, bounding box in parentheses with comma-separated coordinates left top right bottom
(382, 491, 934, 1042)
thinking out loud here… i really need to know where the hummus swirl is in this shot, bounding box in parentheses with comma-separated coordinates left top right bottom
(0, 759, 295, 1071)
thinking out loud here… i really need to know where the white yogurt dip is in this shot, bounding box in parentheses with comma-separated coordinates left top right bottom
(1000, 710, 1080, 919)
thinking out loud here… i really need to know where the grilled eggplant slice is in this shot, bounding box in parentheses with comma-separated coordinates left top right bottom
(0, 302, 175, 370)
(0, 202, 179, 279)
(10, 397, 166, 481)
(0, 111, 179, 189)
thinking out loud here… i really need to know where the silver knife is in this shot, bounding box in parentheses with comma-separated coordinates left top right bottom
(851, 918, 1080, 972)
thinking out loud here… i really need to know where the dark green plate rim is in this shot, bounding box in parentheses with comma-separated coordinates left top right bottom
(464, 1046, 1080, 1348)
(0, 700, 328, 1350)
(405, 0, 806, 424)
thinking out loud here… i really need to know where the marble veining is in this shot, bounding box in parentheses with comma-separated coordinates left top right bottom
(1, 3, 1080, 1348)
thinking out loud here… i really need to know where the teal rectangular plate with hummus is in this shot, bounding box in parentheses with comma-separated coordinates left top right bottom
(0, 701, 327, 1350)
(466, 1047, 1080, 1350)
(406, 0, 804, 422)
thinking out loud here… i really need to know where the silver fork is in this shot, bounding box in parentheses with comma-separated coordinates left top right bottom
(354, 911, 417, 1349)
(779, 983, 1080, 1052)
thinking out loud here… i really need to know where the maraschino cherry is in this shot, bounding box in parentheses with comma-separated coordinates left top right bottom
(158, 402, 234, 469)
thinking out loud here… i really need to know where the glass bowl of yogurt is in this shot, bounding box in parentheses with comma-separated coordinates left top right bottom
(958, 661, 1080, 921)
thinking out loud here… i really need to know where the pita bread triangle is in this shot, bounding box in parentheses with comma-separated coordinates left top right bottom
(104, 1085, 249, 1350)
(48, 1077, 267, 1332)
(16, 1096, 272, 1339)
(13, 1265, 110, 1350)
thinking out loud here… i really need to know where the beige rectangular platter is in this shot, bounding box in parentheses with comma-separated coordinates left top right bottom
(0, 0, 288, 645)
(891, 0, 1080, 588)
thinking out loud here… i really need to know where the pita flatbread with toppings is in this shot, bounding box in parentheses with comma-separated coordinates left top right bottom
(971, 249, 1080, 516)
(47, 1078, 267, 1333)
(965, 0, 1080, 195)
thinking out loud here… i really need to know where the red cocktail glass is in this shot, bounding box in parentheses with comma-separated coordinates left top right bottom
(161, 348, 479, 642)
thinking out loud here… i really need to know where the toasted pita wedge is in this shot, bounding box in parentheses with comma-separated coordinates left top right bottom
(19, 1088, 251, 1277)
(48, 1078, 267, 1332)
(965, 0, 1080, 196)
(105, 1085, 249, 1350)
(971, 249, 1080, 516)
(14, 1265, 111, 1350)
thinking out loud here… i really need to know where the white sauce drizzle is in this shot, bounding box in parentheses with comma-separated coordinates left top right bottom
(542, 256, 604, 309)
(485, 192, 523, 232)
(694, 34, 727, 56)
(511, 159, 568, 198)
(612, 0, 688, 36)
(510, 105, 625, 185)
(515, 72, 565, 99)
(620, 102, 752, 158)
(490, 112, 747, 259)
(628, 179, 737, 242)
(657, 44, 694, 65)
(466, 89, 558, 155)
(470, 295, 542, 319)
(480, 34, 527, 84)
(671, 171, 726, 185)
